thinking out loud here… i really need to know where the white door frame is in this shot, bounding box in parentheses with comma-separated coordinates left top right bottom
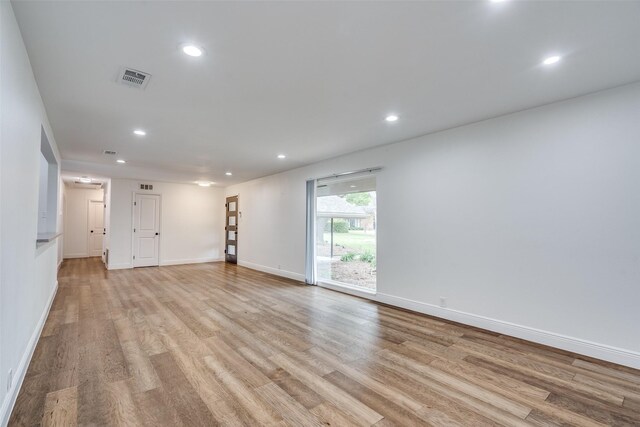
(87, 199, 104, 257)
(102, 198, 107, 264)
(131, 192, 162, 267)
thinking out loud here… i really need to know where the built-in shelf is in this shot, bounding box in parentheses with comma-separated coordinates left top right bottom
(36, 231, 62, 244)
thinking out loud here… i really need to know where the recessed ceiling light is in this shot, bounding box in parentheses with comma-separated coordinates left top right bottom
(196, 181, 214, 187)
(182, 45, 204, 57)
(133, 129, 146, 136)
(350, 185, 357, 188)
(490, 0, 507, 3)
(277, 154, 286, 159)
(385, 114, 399, 122)
(542, 55, 562, 65)
(225, 172, 232, 176)
(116, 159, 126, 164)
(79, 177, 92, 183)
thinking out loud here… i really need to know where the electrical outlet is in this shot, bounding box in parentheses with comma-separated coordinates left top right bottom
(439, 297, 447, 308)
(7, 369, 13, 392)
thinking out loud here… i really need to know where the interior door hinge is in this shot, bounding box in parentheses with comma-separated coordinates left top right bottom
(134, 201, 137, 206)
(133, 228, 136, 232)
(224, 249, 227, 254)
(133, 255, 136, 260)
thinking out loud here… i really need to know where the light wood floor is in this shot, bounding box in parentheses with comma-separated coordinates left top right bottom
(9, 258, 640, 426)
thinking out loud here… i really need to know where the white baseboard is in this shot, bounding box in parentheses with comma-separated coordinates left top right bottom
(373, 292, 640, 370)
(317, 280, 377, 299)
(63, 253, 89, 259)
(0, 280, 58, 427)
(108, 257, 224, 270)
(312, 282, 640, 369)
(160, 257, 224, 266)
(238, 260, 305, 282)
(60, 254, 640, 370)
(237, 265, 640, 369)
(107, 262, 133, 270)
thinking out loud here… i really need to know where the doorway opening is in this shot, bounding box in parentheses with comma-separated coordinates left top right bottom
(315, 175, 376, 291)
(62, 177, 105, 260)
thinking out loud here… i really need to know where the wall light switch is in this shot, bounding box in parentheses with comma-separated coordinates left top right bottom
(7, 368, 13, 392)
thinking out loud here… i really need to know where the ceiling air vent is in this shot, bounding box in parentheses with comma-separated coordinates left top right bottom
(118, 67, 151, 90)
(103, 150, 117, 155)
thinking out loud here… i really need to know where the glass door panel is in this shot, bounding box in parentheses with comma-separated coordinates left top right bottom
(315, 176, 376, 291)
(225, 195, 238, 263)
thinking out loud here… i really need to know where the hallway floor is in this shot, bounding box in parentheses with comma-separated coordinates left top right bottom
(9, 258, 640, 426)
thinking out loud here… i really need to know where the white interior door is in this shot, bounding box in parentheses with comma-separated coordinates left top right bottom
(133, 193, 160, 267)
(88, 200, 104, 257)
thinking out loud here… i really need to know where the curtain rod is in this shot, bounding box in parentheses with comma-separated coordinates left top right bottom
(311, 167, 382, 182)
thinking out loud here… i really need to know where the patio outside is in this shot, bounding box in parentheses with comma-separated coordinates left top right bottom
(316, 191, 376, 290)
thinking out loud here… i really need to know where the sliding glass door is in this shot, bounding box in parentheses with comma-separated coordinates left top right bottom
(315, 175, 376, 291)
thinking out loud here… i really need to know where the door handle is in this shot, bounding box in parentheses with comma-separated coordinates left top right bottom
(90, 230, 94, 233)
(155, 232, 159, 236)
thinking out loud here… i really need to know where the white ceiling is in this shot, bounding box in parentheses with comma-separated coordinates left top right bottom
(61, 171, 109, 185)
(12, 0, 640, 186)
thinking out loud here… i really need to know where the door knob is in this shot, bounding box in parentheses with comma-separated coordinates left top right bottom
(155, 232, 159, 236)
(90, 230, 94, 233)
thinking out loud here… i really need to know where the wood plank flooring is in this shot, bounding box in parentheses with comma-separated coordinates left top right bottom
(9, 257, 640, 426)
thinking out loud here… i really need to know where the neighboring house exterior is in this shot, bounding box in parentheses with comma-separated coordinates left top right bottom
(316, 195, 375, 242)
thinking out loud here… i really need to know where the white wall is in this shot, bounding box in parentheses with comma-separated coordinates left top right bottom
(108, 179, 225, 269)
(63, 186, 104, 258)
(102, 179, 111, 264)
(57, 178, 64, 267)
(0, 2, 62, 424)
(227, 82, 640, 369)
(0, 4, 3, 421)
